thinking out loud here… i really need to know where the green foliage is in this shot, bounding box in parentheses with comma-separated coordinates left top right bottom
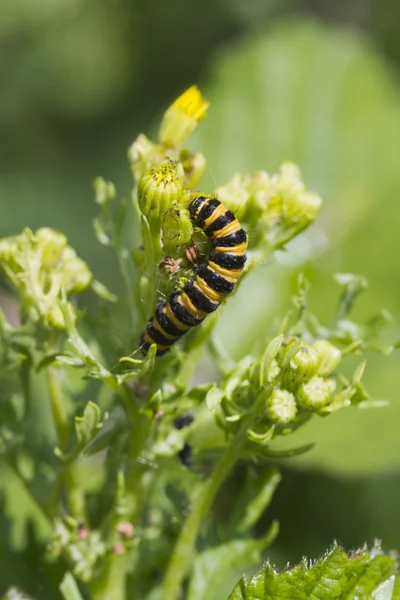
(0, 83, 397, 600)
(196, 20, 400, 474)
(229, 542, 399, 600)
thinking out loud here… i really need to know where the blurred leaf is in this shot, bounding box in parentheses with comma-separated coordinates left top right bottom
(229, 467, 281, 535)
(187, 522, 279, 600)
(227, 542, 398, 599)
(60, 572, 84, 600)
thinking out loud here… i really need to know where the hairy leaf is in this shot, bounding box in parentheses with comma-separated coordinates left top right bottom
(227, 542, 398, 599)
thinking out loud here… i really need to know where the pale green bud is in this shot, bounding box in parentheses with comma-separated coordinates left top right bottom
(284, 190, 322, 224)
(265, 389, 298, 424)
(158, 86, 209, 146)
(0, 236, 19, 267)
(180, 149, 206, 188)
(35, 227, 67, 269)
(297, 376, 336, 410)
(94, 177, 116, 205)
(161, 208, 193, 253)
(271, 162, 322, 226)
(313, 340, 342, 376)
(48, 301, 76, 330)
(128, 133, 157, 182)
(61, 247, 92, 293)
(283, 343, 319, 391)
(138, 161, 184, 229)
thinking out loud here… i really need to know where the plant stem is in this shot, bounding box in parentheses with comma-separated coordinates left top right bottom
(161, 430, 245, 600)
(90, 553, 128, 600)
(45, 359, 86, 521)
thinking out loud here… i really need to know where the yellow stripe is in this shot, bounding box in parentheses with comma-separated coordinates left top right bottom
(203, 203, 225, 228)
(195, 276, 225, 303)
(211, 219, 241, 239)
(207, 261, 242, 281)
(214, 241, 247, 255)
(180, 292, 208, 320)
(152, 318, 177, 340)
(144, 332, 168, 352)
(164, 305, 190, 331)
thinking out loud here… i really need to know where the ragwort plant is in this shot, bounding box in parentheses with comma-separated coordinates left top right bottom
(0, 87, 398, 600)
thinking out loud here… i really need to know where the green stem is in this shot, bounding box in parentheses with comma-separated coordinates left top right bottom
(90, 553, 128, 600)
(161, 430, 244, 600)
(45, 360, 86, 521)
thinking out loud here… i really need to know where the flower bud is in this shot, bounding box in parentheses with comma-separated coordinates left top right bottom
(138, 161, 184, 230)
(283, 343, 319, 391)
(313, 340, 342, 376)
(158, 86, 209, 146)
(36, 228, 67, 269)
(265, 389, 298, 424)
(296, 376, 336, 410)
(128, 133, 157, 182)
(48, 301, 77, 330)
(180, 149, 206, 188)
(61, 247, 92, 293)
(0, 236, 19, 267)
(161, 208, 193, 253)
(270, 162, 322, 227)
(93, 177, 116, 206)
(285, 190, 322, 225)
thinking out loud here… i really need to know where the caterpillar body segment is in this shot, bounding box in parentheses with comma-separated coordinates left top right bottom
(141, 195, 248, 356)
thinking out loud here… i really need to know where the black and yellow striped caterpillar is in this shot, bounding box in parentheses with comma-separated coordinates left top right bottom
(140, 194, 248, 356)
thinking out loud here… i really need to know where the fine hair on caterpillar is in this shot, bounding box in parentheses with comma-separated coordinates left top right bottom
(140, 193, 248, 356)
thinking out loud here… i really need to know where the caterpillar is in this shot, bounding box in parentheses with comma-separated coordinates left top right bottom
(140, 194, 248, 356)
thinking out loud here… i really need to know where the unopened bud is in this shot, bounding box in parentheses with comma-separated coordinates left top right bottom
(48, 301, 76, 330)
(36, 228, 67, 269)
(128, 133, 157, 181)
(0, 236, 19, 267)
(138, 162, 184, 229)
(62, 247, 92, 293)
(159, 86, 209, 146)
(297, 376, 336, 410)
(283, 343, 319, 390)
(180, 149, 206, 188)
(162, 208, 193, 253)
(313, 340, 342, 376)
(265, 389, 297, 424)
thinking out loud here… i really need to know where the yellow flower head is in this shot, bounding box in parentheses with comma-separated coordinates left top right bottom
(158, 86, 209, 146)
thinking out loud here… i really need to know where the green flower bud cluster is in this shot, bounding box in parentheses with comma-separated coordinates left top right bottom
(48, 517, 106, 582)
(214, 337, 343, 443)
(129, 86, 208, 188)
(215, 162, 322, 251)
(0, 227, 93, 329)
(272, 338, 341, 418)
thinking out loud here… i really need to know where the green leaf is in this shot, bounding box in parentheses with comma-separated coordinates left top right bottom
(55, 401, 107, 462)
(60, 572, 84, 600)
(187, 524, 279, 600)
(227, 542, 398, 600)
(229, 468, 281, 535)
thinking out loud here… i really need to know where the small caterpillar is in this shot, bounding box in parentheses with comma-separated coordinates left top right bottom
(140, 195, 248, 356)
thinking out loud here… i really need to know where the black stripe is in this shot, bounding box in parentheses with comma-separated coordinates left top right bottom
(184, 279, 220, 313)
(209, 250, 247, 270)
(140, 334, 168, 356)
(188, 196, 206, 220)
(155, 302, 187, 338)
(169, 292, 204, 327)
(146, 323, 177, 346)
(196, 198, 220, 228)
(196, 264, 236, 294)
(204, 211, 236, 237)
(212, 228, 247, 248)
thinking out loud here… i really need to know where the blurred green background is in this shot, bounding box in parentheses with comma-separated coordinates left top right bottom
(1, 0, 400, 596)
